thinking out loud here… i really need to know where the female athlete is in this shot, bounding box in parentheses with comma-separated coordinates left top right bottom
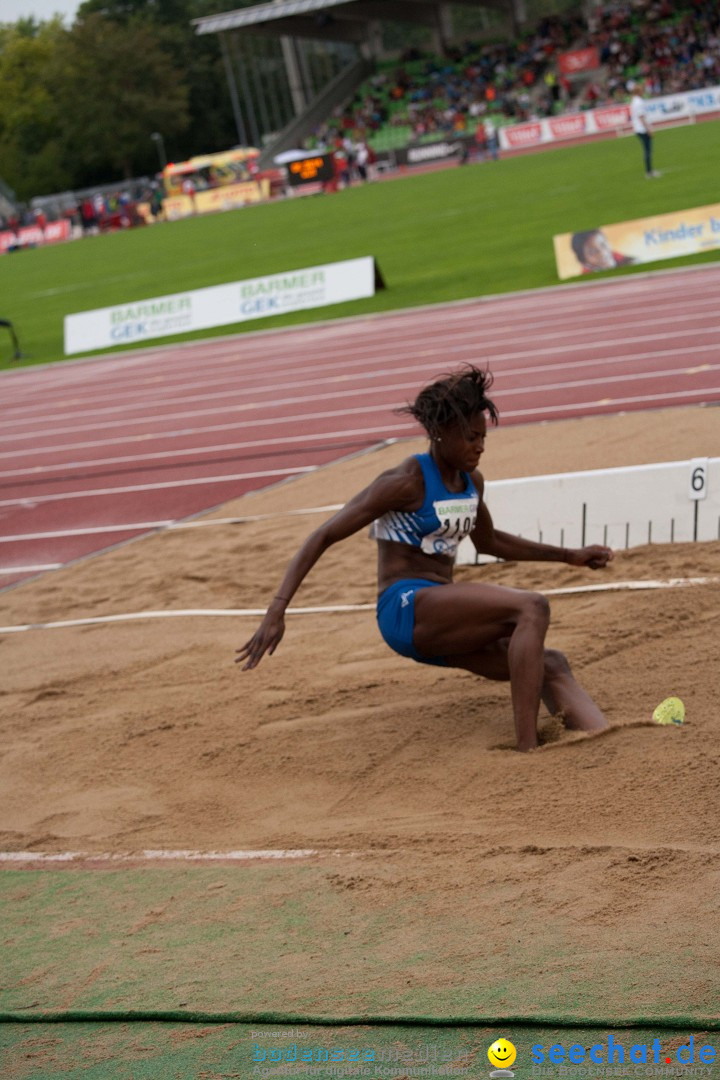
(237, 367, 613, 751)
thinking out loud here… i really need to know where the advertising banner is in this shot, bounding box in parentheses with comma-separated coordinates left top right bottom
(643, 84, 720, 124)
(162, 179, 269, 220)
(498, 84, 720, 152)
(593, 103, 631, 130)
(0, 219, 71, 254)
(557, 46, 600, 74)
(395, 137, 472, 166)
(64, 256, 384, 355)
(548, 113, 588, 139)
(553, 202, 720, 280)
(501, 122, 543, 150)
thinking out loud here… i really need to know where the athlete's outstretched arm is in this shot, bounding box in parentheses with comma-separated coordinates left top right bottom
(469, 475, 613, 569)
(236, 464, 419, 670)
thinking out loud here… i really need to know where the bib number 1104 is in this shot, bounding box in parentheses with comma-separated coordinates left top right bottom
(436, 515, 476, 539)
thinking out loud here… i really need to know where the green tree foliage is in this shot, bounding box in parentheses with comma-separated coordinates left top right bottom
(52, 12, 190, 183)
(74, 0, 256, 159)
(0, 19, 71, 201)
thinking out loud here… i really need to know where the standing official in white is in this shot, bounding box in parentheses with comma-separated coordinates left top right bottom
(629, 80, 660, 179)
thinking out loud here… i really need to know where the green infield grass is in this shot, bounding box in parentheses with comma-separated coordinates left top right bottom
(2, 120, 720, 369)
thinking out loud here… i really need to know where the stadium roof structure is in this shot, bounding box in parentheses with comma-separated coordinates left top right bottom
(192, 0, 498, 43)
(192, 0, 526, 164)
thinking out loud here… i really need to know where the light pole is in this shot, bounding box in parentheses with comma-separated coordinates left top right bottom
(151, 132, 167, 172)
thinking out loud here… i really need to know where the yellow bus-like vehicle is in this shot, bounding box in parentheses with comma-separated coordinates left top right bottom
(160, 149, 284, 218)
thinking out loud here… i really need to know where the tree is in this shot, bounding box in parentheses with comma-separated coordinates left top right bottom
(0, 19, 71, 200)
(75, 0, 256, 159)
(77, 0, 203, 25)
(52, 12, 190, 182)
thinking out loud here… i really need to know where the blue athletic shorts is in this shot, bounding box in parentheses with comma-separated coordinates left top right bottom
(376, 578, 448, 666)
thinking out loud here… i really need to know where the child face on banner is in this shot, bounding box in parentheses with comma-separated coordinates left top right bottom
(582, 230, 617, 270)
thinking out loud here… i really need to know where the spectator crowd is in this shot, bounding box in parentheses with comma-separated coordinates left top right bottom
(308, 0, 720, 154)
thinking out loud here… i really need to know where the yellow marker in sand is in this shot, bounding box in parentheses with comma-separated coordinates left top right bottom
(652, 697, 685, 726)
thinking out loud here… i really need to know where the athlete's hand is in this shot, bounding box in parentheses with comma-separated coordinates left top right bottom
(235, 610, 285, 670)
(567, 545, 614, 570)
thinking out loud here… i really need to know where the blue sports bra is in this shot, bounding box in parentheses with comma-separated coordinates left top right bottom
(370, 453, 479, 558)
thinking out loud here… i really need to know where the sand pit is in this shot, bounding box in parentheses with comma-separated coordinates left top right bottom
(2, 404, 720, 854)
(1, 405, 720, 999)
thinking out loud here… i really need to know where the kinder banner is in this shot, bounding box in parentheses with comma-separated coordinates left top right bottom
(554, 203, 720, 280)
(498, 84, 720, 152)
(163, 179, 269, 220)
(64, 256, 384, 355)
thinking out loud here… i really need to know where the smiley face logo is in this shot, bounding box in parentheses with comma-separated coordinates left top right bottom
(488, 1039, 517, 1070)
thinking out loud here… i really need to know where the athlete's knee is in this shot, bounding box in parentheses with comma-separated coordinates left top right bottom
(543, 648, 570, 679)
(519, 591, 551, 627)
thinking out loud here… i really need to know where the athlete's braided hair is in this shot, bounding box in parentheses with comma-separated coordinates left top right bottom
(397, 366, 499, 438)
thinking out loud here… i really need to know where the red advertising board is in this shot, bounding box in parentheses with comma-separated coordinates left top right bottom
(557, 47, 600, 74)
(44, 220, 71, 242)
(0, 219, 71, 253)
(594, 104, 631, 130)
(503, 122, 543, 148)
(549, 113, 588, 138)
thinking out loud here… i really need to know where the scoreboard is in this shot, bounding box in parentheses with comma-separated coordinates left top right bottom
(286, 153, 335, 186)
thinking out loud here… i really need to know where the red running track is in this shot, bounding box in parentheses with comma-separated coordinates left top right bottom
(2, 264, 720, 589)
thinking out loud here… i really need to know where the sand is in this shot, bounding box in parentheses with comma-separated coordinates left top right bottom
(1, 402, 719, 859)
(2, 403, 720, 1020)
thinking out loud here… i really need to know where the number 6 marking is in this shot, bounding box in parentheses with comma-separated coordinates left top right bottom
(689, 458, 708, 501)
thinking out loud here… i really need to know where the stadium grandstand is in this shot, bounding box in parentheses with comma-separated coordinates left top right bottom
(193, 0, 720, 167)
(191, 0, 492, 165)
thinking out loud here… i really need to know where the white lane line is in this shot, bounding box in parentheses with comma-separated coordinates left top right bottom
(5, 305, 718, 422)
(1, 579, 717, 632)
(0, 466, 316, 507)
(0, 525, 173, 542)
(0, 606, 375, 631)
(0, 564, 63, 573)
(516, 362, 720, 395)
(0, 426, 408, 479)
(4, 325, 720, 435)
(502, 384, 720, 418)
(0, 505, 344, 543)
(0, 384, 415, 442)
(0, 849, 322, 863)
(0, 405, 403, 459)
(4, 338, 720, 447)
(2, 332, 717, 464)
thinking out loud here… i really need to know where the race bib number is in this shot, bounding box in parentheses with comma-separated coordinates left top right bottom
(421, 497, 478, 556)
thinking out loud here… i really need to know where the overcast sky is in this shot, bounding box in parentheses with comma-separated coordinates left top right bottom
(0, 0, 82, 23)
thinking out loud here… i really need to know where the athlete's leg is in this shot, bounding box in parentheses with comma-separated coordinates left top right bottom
(413, 583, 550, 751)
(538, 649, 607, 731)
(447, 639, 608, 734)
